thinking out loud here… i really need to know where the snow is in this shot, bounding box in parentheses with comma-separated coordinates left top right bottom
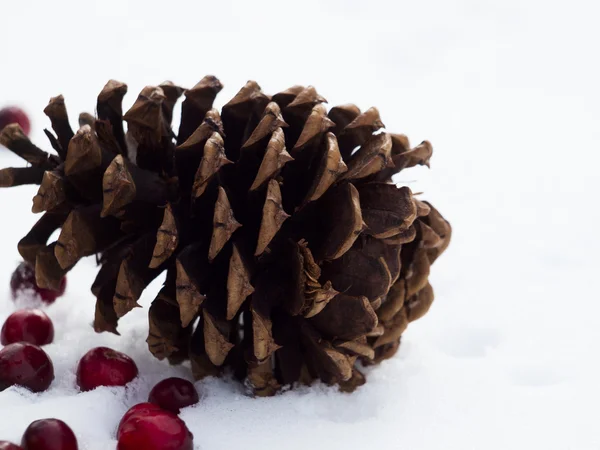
(1, 0, 600, 449)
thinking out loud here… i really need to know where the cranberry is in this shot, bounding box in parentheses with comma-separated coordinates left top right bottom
(10, 262, 66, 304)
(1, 310, 54, 346)
(0, 343, 54, 392)
(76, 347, 138, 392)
(117, 406, 193, 450)
(117, 403, 163, 438)
(0, 441, 23, 450)
(148, 378, 200, 414)
(21, 419, 78, 450)
(0, 107, 30, 136)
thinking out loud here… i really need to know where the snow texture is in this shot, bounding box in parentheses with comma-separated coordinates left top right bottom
(1, 0, 599, 449)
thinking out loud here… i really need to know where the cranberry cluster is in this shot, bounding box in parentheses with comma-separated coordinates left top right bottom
(1, 261, 198, 449)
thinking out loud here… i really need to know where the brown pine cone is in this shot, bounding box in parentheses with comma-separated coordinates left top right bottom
(0, 77, 451, 396)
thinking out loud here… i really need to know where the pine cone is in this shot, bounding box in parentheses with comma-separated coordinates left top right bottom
(0, 77, 451, 395)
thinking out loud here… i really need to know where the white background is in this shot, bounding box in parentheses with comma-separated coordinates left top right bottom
(1, 0, 599, 449)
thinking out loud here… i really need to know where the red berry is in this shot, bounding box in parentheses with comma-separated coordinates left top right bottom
(76, 347, 138, 392)
(0, 441, 23, 450)
(117, 406, 193, 450)
(1, 310, 54, 346)
(117, 403, 163, 438)
(21, 419, 78, 450)
(0, 343, 54, 392)
(10, 262, 66, 304)
(148, 378, 200, 414)
(0, 107, 30, 136)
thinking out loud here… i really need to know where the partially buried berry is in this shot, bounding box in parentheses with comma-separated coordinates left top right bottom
(0, 106, 30, 136)
(21, 419, 78, 450)
(0, 343, 54, 392)
(10, 262, 66, 304)
(76, 347, 138, 392)
(117, 406, 193, 450)
(1, 310, 54, 346)
(0, 441, 23, 450)
(148, 377, 200, 414)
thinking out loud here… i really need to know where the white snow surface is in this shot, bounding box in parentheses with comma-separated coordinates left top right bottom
(1, 0, 600, 449)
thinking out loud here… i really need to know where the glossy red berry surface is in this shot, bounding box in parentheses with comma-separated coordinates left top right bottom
(1, 310, 54, 346)
(76, 347, 138, 392)
(148, 377, 200, 414)
(0, 343, 54, 392)
(0, 441, 23, 450)
(117, 403, 163, 439)
(10, 262, 66, 304)
(0, 106, 30, 136)
(21, 419, 78, 450)
(117, 406, 193, 450)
